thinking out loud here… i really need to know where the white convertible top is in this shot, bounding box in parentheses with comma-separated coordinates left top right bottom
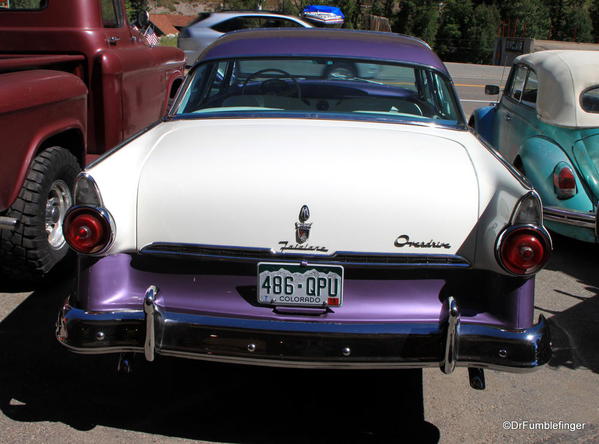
(515, 50, 599, 127)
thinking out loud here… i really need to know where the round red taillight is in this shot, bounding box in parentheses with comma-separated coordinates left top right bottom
(499, 228, 550, 275)
(63, 208, 112, 254)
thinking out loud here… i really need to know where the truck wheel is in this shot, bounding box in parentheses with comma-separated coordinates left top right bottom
(0, 147, 80, 281)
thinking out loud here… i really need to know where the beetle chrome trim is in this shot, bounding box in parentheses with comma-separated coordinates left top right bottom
(56, 302, 551, 371)
(543, 206, 596, 231)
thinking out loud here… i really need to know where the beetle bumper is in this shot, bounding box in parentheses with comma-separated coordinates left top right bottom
(544, 206, 597, 233)
(57, 286, 551, 372)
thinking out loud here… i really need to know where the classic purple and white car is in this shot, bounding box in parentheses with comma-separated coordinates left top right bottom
(57, 29, 551, 388)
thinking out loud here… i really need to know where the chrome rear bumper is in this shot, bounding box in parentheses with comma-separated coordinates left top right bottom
(56, 287, 551, 372)
(544, 206, 597, 233)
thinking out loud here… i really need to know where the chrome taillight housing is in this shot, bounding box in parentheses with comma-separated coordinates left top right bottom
(497, 226, 551, 275)
(496, 192, 552, 275)
(63, 206, 115, 255)
(553, 162, 577, 199)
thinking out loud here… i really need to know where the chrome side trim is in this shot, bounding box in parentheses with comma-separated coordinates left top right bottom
(442, 296, 459, 374)
(144, 285, 158, 362)
(0, 216, 17, 230)
(543, 206, 596, 230)
(140, 243, 471, 268)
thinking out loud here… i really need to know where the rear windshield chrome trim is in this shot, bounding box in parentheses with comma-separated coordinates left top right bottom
(140, 242, 471, 268)
(167, 113, 468, 131)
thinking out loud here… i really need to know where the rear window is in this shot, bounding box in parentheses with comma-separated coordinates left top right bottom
(0, 0, 47, 9)
(581, 86, 599, 113)
(175, 56, 464, 127)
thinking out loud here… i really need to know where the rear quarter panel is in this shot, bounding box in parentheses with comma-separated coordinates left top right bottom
(520, 136, 594, 213)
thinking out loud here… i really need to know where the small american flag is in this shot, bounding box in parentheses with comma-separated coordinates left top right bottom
(144, 27, 159, 47)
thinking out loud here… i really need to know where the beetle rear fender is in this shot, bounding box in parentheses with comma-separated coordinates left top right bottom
(471, 105, 497, 145)
(520, 136, 594, 211)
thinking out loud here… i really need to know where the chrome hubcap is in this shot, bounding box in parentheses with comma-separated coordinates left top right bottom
(45, 180, 72, 249)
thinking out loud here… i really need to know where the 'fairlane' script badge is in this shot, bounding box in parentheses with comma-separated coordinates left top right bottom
(394, 235, 451, 249)
(279, 241, 329, 253)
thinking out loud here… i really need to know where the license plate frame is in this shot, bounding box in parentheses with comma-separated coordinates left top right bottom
(257, 262, 344, 307)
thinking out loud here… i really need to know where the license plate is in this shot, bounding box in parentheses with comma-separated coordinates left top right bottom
(257, 262, 344, 307)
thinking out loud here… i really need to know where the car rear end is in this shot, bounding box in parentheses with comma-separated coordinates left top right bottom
(57, 30, 553, 388)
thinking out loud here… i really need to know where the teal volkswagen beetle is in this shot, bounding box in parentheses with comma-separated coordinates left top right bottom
(472, 50, 599, 243)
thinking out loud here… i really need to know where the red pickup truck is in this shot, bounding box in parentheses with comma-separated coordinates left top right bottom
(0, 0, 184, 280)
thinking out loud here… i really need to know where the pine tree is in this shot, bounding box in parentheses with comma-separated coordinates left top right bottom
(392, 0, 440, 46)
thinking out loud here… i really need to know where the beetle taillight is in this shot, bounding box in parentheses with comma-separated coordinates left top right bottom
(63, 207, 112, 254)
(553, 164, 576, 199)
(498, 227, 550, 275)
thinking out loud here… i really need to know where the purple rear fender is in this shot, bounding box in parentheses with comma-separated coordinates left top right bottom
(57, 254, 549, 371)
(73, 254, 534, 330)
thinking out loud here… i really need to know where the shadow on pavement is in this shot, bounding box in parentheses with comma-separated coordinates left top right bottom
(538, 233, 599, 374)
(0, 276, 440, 443)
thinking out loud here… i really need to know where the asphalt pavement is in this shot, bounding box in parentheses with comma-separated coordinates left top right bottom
(0, 63, 598, 443)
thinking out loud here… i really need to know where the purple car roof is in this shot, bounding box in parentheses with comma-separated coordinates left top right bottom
(200, 29, 448, 74)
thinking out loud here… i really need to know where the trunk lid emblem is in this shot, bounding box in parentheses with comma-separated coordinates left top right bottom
(295, 205, 312, 243)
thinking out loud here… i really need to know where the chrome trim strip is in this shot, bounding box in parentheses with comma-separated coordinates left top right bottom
(57, 304, 551, 371)
(144, 285, 158, 362)
(0, 216, 17, 230)
(442, 296, 459, 374)
(543, 206, 596, 229)
(140, 243, 471, 268)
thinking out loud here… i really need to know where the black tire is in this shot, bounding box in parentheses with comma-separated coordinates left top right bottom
(0, 146, 80, 281)
(323, 62, 358, 80)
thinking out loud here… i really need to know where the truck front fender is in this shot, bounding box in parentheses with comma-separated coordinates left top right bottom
(0, 70, 87, 211)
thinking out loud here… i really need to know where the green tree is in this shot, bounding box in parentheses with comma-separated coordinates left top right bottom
(468, 3, 501, 63)
(591, 0, 599, 40)
(12, 0, 41, 7)
(548, 0, 593, 41)
(435, 0, 473, 62)
(392, 0, 440, 46)
(125, 0, 148, 24)
(499, 0, 550, 39)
